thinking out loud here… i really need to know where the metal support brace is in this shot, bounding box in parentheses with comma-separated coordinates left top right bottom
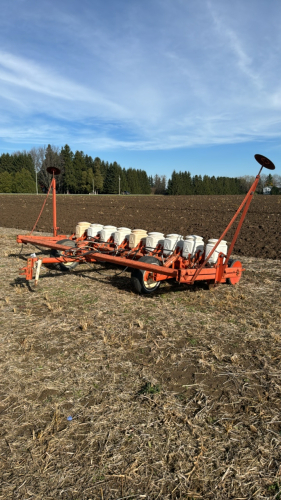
(34, 259, 42, 286)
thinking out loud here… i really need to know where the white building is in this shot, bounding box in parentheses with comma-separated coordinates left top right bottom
(263, 186, 272, 195)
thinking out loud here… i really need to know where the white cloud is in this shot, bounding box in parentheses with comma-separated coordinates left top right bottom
(0, 50, 129, 118)
(1, 0, 281, 155)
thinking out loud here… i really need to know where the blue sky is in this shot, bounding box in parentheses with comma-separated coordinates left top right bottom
(0, 0, 280, 178)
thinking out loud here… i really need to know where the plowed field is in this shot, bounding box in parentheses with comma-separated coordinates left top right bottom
(0, 193, 281, 499)
(0, 193, 280, 259)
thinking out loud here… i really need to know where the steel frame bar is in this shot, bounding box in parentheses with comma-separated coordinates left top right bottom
(17, 236, 73, 251)
(19, 253, 244, 284)
(52, 177, 58, 237)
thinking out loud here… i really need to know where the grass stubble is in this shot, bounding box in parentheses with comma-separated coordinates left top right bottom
(0, 228, 280, 499)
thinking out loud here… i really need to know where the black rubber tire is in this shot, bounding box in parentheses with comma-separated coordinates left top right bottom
(131, 256, 161, 294)
(50, 239, 78, 272)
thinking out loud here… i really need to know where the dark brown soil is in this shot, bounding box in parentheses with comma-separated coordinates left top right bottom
(0, 193, 280, 259)
(1, 189, 281, 499)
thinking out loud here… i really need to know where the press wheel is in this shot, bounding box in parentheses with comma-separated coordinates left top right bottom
(226, 259, 243, 285)
(50, 239, 78, 271)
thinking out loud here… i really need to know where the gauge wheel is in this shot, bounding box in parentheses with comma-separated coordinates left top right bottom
(50, 239, 78, 271)
(131, 256, 161, 294)
(226, 259, 243, 285)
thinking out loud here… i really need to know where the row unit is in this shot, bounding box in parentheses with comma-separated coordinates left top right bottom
(75, 222, 227, 264)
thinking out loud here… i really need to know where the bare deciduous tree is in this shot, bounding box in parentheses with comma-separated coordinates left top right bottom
(29, 146, 46, 194)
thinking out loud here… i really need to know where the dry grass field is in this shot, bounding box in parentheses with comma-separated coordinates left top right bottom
(0, 226, 281, 499)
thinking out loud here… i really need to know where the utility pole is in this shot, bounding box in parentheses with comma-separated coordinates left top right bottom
(93, 176, 94, 194)
(119, 176, 121, 195)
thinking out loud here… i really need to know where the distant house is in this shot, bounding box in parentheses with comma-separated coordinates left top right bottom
(263, 186, 272, 195)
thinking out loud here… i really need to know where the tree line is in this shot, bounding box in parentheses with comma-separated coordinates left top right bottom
(0, 145, 280, 194)
(0, 145, 151, 194)
(166, 170, 244, 195)
(0, 152, 36, 193)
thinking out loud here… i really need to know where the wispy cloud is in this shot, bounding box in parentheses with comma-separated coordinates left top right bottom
(0, 51, 128, 117)
(207, 2, 263, 90)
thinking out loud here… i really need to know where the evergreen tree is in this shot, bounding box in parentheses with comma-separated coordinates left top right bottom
(138, 170, 151, 194)
(93, 157, 104, 193)
(80, 167, 94, 193)
(100, 160, 108, 182)
(0, 152, 35, 180)
(0, 153, 14, 174)
(13, 153, 35, 180)
(86, 168, 94, 192)
(202, 175, 212, 194)
(73, 151, 86, 193)
(120, 168, 129, 193)
(182, 171, 192, 194)
(192, 175, 203, 194)
(61, 144, 74, 193)
(84, 154, 94, 170)
(168, 170, 180, 195)
(148, 175, 154, 188)
(126, 168, 139, 194)
(215, 177, 225, 195)
(103, 162, 120, 193)
(167, 171, 246, 195)
(0, 171, 13, 192)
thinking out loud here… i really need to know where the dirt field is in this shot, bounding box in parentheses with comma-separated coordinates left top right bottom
(0, 193, 280, 259)
(0, 220, 281, 499)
